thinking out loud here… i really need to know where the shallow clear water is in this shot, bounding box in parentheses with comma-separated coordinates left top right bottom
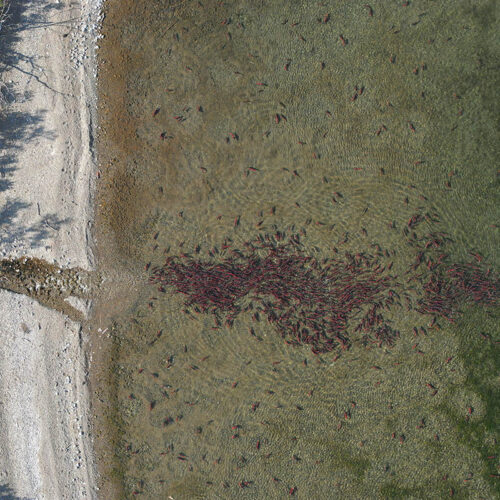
(95, 1, 499, 498)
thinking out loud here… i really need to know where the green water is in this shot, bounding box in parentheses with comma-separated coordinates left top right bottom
(96, 0, 499, 498)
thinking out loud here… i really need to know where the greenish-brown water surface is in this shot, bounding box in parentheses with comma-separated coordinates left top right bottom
(93, 1, 499, 498)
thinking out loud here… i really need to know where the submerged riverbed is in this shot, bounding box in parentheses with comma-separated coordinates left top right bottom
(93, 1, 499, 498)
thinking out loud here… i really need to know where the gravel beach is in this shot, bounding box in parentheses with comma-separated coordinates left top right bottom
(0, 0, 102, 497)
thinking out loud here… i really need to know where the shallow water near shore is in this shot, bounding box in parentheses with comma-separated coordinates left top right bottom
(93, 0, 499, 498)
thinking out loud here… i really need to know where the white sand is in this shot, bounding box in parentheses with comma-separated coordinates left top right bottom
(0, 0, 102, 497)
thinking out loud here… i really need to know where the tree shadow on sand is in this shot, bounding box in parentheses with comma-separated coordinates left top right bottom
(0, 103, 70, 250)
(0, 0, 76, 252)
(0, 482, 32, 500)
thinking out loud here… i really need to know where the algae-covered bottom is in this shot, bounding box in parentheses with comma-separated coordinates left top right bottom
(94, 0, 499, 498)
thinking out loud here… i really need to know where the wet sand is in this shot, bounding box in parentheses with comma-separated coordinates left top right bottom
(0, 0, 102, 497)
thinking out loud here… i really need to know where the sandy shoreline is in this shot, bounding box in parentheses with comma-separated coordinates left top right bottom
(0, 0, 102, 497)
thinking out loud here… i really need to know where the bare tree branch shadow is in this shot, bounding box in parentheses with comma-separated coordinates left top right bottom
(0, 160, 15, 193)
(0, 0, 74, 252)
(0, 482, 32, 500)
(0, 1, 72, 94)
(0, 199, 70, 247)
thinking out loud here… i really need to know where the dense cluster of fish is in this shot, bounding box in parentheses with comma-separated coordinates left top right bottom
(149, 228, 498, 353)
(150, 234, 398, 352)
(416, 262, 499, 322)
